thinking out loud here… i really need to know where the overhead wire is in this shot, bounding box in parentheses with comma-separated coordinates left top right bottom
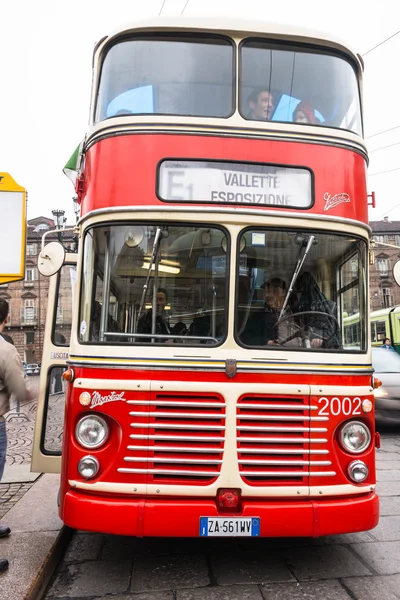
(181, 0, 190, 15)
(368, 167, 400, 177)
(158, 0, 167, 16)
(366, 125, 400, 139)
(369, 141, 400, 154)
(362, 30, 400, 57)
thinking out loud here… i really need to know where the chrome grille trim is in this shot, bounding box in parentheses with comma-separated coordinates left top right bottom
(130, 434, 223, 441)
(237, 414, 328, 422)
(130, 423, 225, 430)
(121, 392, 226, 485)
(239, 403, 317, 410)
(238, 425, 327, 432)
(129, 411, 224, 419)
(118, 468, 219, 476)
(238, 459, 331, 466)
(123, 457, 223, 464)
(127, 445, 223, 453)
(240, 471, 336, 477)
(237, 436, 327, 443)
(127, 400, 226, 407)
(237, 395, 334, 485)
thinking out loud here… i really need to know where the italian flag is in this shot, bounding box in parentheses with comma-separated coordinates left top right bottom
(63, 140, 84, 186)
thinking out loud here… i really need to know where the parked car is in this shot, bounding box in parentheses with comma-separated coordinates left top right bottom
(373, 347, 400, 426)
(26, 363, 40, 377)
(22, 361, 27, 378)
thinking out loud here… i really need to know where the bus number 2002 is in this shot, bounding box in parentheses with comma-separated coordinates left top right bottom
(317, 397, 362, 416)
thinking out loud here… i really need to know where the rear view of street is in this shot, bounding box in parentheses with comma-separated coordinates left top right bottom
(43, 431, 400, 600)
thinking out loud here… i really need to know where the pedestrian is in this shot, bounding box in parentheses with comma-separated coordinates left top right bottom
(0, 299, 36, 572)
(381, 337, 395, 351)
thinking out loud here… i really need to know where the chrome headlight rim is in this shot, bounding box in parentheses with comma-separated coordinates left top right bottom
(75, 415, 109, 449)
(78, 455, 100, 480)
(339, 420, 371, 454)
(347, 459, 369, 483)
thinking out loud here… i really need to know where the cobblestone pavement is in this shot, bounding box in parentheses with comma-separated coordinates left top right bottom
(44, 431, 400, 600)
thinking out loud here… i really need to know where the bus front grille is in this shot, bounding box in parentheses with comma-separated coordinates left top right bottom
(121, 393, 226, 485)
(237, 396, 331, 485)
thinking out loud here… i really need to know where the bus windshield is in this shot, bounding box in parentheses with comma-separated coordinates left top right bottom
(79, 223, 229, 345)
(236, 229, 367, 351)
(95, 36, 234, 121)
(240, 41, 362, 135)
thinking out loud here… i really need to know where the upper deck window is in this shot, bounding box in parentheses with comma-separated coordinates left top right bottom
(95, 36, 234, 122)
(240, 40, 362, 135)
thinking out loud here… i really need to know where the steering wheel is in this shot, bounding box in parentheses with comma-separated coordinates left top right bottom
(272, 311, 339, 347)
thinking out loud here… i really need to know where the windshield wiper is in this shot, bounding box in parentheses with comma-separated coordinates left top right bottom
(279, 234, 315, 320)
(136, 227, 163, 328)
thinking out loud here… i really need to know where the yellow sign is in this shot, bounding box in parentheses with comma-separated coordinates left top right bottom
(0, 173, 27, 284)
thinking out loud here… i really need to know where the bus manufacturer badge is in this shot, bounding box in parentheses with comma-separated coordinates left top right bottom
(323, 192, 350, 211)
(90, 391, 125, 409)
(225, 359, 237, 378)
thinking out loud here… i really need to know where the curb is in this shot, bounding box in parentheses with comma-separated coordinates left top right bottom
(24, 526, 74, 600)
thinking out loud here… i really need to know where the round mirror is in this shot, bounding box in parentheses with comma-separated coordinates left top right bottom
(37, 242, 65, 277)
(394, 260, 400, 287)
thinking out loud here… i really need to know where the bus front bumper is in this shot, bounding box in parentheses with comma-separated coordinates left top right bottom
(62, 490, 379, 537)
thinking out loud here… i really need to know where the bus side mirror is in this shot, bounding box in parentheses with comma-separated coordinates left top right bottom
(38, 242, 65, 277)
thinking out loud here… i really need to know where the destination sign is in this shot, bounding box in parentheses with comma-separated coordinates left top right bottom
(159, 161, 312, 208)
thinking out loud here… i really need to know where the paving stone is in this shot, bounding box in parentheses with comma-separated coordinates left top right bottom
(46, 560, 132, 598)
(350, 541, 400, 574)
(94, 593, 174, 600)
(64, 532, 104, 562)
(380, 497, 400, 516)
(343, 574, 400, 599)
(101, 535, 172, 560)
(131, 555, 209, 592)
(211, 552, 294, 585)
(376, 481, 400, 496)
(309, 531, 375, 545)
(376, 470, 400, 482)
(178, 585, 263, 600)
(376, 461, 400, 470)
(376, 450, 400, 460)
(369, 516, 400, 542)
(283, 545, 371, 580)
(261, 580, 353, 599)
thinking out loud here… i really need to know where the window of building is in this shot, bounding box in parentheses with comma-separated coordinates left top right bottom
(377, 257, 389, 274)
(27, 243, 38, 256)
(25, 268, 37, 282)
(25, 331, 34, 345)
(382, 287, 393, 308)
(374, 235, 385, 243)
(24, 299, 36, 323)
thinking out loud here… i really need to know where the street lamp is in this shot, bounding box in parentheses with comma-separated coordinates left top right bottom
(52, 209, 66, 230)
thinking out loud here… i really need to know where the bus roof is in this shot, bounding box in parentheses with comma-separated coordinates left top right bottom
(95, 16, 362, 70)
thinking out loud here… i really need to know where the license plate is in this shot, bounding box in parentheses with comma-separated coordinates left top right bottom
(200, 517, 260, 537)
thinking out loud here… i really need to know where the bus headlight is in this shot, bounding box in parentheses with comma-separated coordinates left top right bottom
(348, 460, 369, 483)
(75, 415, 109, 449)
(78, 456, 100, 479)
(339, 421, 371, 454)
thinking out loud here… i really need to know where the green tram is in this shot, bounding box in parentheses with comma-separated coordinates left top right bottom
(344, 306, 400, 352)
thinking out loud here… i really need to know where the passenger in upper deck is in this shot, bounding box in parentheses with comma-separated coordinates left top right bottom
(293, 102, 318, 124)
(247, 89, 275, 121)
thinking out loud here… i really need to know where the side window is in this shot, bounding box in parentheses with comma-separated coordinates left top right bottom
(52, 264, 76, 346)
(41, 366, 67, 455)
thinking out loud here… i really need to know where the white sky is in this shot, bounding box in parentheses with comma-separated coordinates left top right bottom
(0, 0, 399, 224)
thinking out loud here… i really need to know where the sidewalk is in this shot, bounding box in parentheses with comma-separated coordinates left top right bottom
(0, 473, 71, 600)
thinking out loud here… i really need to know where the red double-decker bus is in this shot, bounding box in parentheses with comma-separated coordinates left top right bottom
(32, 17, 379, 538)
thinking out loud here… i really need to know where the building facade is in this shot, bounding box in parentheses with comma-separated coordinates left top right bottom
(0, 217, 75, 364)
(370, 218, 400, 312)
